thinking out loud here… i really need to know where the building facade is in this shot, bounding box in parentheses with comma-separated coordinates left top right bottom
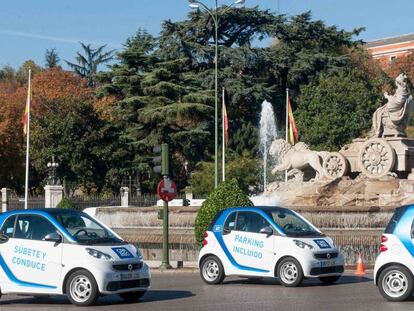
(366, 33, 414, 68)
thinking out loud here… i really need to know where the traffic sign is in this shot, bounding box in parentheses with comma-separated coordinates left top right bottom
(157, 178, 177, 202)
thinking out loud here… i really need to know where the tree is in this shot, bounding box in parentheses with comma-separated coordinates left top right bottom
(16, 60, 43, 83)
(0, 82, 26, 191)
(190, 151, 261, 196)
(45, 48, 60, 68)
(65, 42, 115, 87)
(0, 65, 16, 82)
(194, 179, 252, 245)
(295, 67, 383, 151)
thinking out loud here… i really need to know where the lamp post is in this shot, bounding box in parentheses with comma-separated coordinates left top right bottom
(47, 156, 59, 186)
(188, 0, 245, 188)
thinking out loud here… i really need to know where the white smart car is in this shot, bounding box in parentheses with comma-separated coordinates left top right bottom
(0, 209, 150, 306)
(374, 205, 414, 301)
(199, 206, 344, 287)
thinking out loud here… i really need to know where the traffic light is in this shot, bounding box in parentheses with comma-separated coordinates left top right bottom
(152, 143, 169, 176)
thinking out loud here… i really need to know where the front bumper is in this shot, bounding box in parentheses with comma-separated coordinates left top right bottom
(94, 261, 151, 295)
(301, 252, 345, 278)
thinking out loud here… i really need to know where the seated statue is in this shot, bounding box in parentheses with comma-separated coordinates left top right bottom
(370, 73, 414, 138)
(269, 139, 327, 181)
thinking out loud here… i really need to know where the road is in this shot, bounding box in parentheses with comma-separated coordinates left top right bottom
(1, 272, 414, 311)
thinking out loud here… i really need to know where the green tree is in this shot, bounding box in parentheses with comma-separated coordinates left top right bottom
(65, 42, 114, 87)
(190, 151, 260, 196)
(45, 48, 60, 68)
(16, 60, 43, 82)
(194, 179, 252, 245)
(295, 67, 383, 151)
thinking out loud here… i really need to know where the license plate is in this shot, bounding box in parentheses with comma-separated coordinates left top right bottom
(320, 259, 336, 267)
(121, 272, 139, 281)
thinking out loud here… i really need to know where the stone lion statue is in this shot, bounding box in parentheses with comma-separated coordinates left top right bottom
(269, 139, 327, 181)
(370, 73, 414, 138)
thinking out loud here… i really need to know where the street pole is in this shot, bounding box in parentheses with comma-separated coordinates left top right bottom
(188, 0, 245, 188)
(160, 144, 172, 270)
(214, 0, 219, 188)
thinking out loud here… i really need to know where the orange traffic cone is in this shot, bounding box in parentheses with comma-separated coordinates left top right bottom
(355, 253, 366, 276)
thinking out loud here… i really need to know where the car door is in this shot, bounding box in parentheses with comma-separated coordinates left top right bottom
(222, 211, 275, 275)
(0, 214, 63, 293)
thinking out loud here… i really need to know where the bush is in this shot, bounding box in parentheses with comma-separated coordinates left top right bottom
(56, 197, 77, 209)
(194, 179, 253, 245)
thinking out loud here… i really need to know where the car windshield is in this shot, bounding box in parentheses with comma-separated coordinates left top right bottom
(266, 209, 322, 237)
(51, 210, 123, 244)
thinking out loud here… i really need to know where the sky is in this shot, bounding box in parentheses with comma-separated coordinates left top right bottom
(0, 0, 413, 70)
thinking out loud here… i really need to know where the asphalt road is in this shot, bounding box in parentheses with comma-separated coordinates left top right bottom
(1, 272, 414, 311)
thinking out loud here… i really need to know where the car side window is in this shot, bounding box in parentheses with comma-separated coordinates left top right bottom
(223, 212, 237, 231)
(0, 216, 16, 237)
(235, 212, 270, 233)
(15, 215, 57, 241)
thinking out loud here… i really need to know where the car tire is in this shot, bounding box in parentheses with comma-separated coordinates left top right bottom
(200, 255, 225, 285)
(118, 290, 147, 303)
(318, 275, 341, 284)
(378, 265, 414, 302)
(66, 269, 99, 306)
(277, 257, 304, 287)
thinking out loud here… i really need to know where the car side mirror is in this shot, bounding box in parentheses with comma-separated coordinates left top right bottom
(0, 233, 9, 244)
(43, 232, 62, 243)
(222, 228, 231, 235)
(259, 226, 273, 237)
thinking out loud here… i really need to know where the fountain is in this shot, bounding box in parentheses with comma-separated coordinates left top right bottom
(250, 100, 280, 206)
(259, 100, 278, 191)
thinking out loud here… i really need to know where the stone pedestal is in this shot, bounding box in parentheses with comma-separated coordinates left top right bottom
(1, 188, 9, 212)
(120, 187, 129, 207)
(44, 185, 63, 208)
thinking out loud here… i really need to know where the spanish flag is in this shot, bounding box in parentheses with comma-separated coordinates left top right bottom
(223, 102, 228, 146)
(288, 96, 299, 145)
(22, 78, 31, 135)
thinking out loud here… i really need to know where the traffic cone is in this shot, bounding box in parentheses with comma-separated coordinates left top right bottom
(354, 253, 366, 276)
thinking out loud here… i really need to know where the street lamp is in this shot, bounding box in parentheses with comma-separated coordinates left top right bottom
(188, 0, 245, 188)
(47, 156, 59, 186)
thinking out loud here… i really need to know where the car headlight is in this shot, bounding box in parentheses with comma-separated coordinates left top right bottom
(86, 248, 113, 261)
(293, 240, 314, 250)
(136, 248, 144, 261)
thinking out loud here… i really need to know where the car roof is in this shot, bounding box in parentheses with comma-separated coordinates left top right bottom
(223, 206, 291, 213)
(0, 208, 81, 218)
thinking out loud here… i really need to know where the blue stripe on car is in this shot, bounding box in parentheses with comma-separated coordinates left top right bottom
(394, 206, 414, 257)
(0, 254, 57, 289)
(211, 207, 286, 273)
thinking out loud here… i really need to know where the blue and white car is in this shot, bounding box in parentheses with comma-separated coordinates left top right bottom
(374, 205, 414, 301)
(0, 209, 150, 306)
(199, 206, 344, 287)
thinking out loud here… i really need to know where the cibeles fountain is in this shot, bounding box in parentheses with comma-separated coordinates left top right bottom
(264, 73, 414, 208)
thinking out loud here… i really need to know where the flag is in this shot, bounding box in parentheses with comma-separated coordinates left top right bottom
(287, 96, 299, 145)
(22, 82, 31, 135)
(223, 102, 228, 146)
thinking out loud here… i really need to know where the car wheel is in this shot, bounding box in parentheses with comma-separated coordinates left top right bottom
(118, 291, 146, 303)
(66, 269, 99, 306)
(378, 265, 413, 302)
(200, 255, 225, 285)
(277, 257, 304, 287)
(318, 275, 341, 284)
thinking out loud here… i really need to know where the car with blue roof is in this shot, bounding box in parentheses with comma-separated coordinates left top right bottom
(374, 205, 414, 301)
(0, 209, 150, 306)
(198, 206, 344, 287)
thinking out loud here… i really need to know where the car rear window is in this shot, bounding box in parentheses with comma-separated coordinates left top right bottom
(385, 207, 407, 234)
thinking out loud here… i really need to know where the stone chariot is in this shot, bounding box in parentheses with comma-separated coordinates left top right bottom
(322, 73, 414, 180)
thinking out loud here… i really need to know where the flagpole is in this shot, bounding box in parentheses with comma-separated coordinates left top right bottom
(285, 88, 288, 183)
(222, 87, 225, 182)
(24, 69, 31, 210)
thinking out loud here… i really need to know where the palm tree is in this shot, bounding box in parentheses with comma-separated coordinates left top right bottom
(65, 42, 115, 87)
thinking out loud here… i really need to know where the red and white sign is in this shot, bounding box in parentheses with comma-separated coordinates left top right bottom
(157, 178, 177, 202)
